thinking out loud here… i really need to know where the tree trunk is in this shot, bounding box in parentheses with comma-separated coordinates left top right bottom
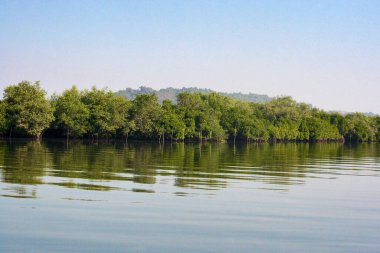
(9, 127, 12, 138)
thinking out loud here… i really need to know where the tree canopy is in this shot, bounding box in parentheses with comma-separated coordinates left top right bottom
(3, 81, 54, 138)
(52, 86, 90, 138)
(0, 81, 379, 142)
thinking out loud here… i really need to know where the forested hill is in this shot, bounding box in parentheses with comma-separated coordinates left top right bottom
(115, 86, 272, 103)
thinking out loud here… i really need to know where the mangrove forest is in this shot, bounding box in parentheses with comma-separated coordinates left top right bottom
(0, 81, 379, 142)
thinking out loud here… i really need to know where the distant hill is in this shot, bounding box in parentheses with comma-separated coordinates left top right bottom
(329, 110, 378, 117)
(115, 86, 272, 103)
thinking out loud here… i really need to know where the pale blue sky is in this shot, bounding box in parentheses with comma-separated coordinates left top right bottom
(1, 0, 379, 113)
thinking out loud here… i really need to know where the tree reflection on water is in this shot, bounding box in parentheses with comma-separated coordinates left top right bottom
(0, 140, 378, 198)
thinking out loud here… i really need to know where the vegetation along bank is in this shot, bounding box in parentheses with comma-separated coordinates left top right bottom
(0, 81, 379, 142)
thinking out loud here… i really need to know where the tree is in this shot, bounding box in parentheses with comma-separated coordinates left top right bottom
(298, 119, 310, 141)
(176, 92, 226, 141)
(129, 94, 162, 139)
(53, 86, 90, 139)
(0, 101, 7, 135)
(199, 108, 226, 141)
(81, 87, 129, 139)
(330, 112, 345, 135)
(343, 113, 376, 142)
(308, 117, 341, 141)
(223, 103, 247, 142)
(161, 100, 185, 141)
(375, 116, 380, 141)
(113, 96, 134, 141)
(121, 119, 136, 142)
(177, 92, 204, 139)
(263, 96, 302, 122)
(3, 81, 54, 139)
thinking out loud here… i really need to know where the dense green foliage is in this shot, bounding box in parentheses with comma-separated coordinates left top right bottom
(52, 86, 90, 138)
(0, 101, 7, 134)
(0, 81, 379, 142)
(3, 81, 54, 138)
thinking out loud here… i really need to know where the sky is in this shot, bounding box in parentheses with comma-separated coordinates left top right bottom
(0, 0, 379, 113)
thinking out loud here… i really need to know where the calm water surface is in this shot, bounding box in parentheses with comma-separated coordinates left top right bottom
(0, 140, 379, 252)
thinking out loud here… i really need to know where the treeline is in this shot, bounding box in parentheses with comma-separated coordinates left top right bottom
(0, 81, 379, 142)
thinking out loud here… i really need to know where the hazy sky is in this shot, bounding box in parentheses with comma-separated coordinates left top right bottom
(1, 0, 379, 113)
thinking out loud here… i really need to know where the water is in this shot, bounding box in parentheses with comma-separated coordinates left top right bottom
(0, 140, 379, 253)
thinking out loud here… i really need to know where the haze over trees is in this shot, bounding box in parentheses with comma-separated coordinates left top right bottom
(115, 86, 272, 103)
(0, 81, 379, 142)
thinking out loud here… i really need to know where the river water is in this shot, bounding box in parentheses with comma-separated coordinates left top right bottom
(0, 140, 379, 252)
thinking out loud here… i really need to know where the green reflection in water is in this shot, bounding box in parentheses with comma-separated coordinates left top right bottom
(49, 182, 120, 191)
(0, 140, 379, 198)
